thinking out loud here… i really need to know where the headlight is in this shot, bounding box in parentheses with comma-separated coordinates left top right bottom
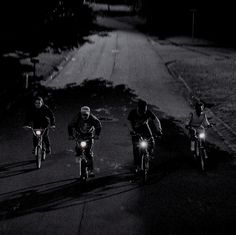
(80, 141, 87, 148)
(36, 130, 41, 136)
(199, 132, 205, 139)
(140, 140, 148, 149)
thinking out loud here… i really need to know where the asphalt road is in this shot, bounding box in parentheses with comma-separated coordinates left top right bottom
(1, 14, 236, 235)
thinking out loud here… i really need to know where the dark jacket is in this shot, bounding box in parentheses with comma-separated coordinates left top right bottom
(128, 109, 161, 138)
(25, 105, 55, 128)
(68, 112, 101, 138)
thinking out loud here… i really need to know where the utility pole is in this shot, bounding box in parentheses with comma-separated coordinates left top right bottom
(190, 9, 197, 41)
(30, 58, 39, 79)
(24, 73, 29, 89)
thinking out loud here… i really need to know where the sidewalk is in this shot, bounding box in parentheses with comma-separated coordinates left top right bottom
(150, 36, 236, 155)
(0, 49, 74, 120)
(167, 36, 216, 47)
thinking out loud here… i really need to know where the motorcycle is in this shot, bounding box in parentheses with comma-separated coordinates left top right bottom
(131, 132, 154, 183)
(24, 126, 48, 169)
(188, 125, 212, 172)
(71, 133, 95, 182)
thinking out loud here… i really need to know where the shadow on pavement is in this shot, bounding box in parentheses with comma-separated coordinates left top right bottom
(0, 170, 137, 221)
(1, 78, 234, 227)
(0, 160, 36, 179)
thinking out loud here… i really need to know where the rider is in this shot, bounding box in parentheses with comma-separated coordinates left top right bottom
(68, 106, 102, 177)
(24, 96, 56, 154)
(185, 102, 211, 153)
(128, 99, 162, 172)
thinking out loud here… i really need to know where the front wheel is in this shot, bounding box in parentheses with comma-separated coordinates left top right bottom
(42, 148, 46, 161)
(142, 154, 149, 183)
(199, 148, 206, 172)
(80, 159, 88, 182)
(36, 146, 42, 169)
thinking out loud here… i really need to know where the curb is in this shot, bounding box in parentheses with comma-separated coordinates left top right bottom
(166, 62, 236, 155)
(43, 49, 77, 86)
(1, 48, 76, 117)
(148, 37, 236, 155)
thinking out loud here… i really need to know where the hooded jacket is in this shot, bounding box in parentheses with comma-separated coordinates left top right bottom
(25, 104, 55, 128)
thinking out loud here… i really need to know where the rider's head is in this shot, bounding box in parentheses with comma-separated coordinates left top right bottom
(137, 99, 147, 115)
(195, 102, 204, 116)
(81, 106, 90, 120)
(34, 96, 43, 109)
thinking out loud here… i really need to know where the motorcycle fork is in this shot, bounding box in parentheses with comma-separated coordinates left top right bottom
(35, 137, 43, 156)
(140, 150, 148, 171)
(198, 139, 205, 155)
(79, 150, 88, 177)
(195, 139, 200, 156)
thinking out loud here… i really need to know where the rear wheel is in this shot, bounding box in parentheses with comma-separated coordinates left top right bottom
(36, 146, 42, 169)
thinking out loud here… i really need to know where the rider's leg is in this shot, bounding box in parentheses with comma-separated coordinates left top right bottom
(32, 135, 37, 154)
(189, 129, 196, 151)
(75, 145, 82, 156)
(201, 140, 208, 159)
(43, 129, 51, 153)
(148, 138, 155, 159)
(86, 139, 95, 176)
(132, 137, 140, 170)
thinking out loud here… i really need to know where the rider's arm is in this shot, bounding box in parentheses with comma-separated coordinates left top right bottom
(149, 111, 162, 134)
(127, 121, 136, 135)
(153, 116, 162, 133)
(45, 106, 56, 127)
(93, 116, 102, 137)
(185, 112, 193, 128)
(203, 113, 211, 127)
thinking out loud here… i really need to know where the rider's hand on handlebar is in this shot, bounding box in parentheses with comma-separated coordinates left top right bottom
(23, 126, 31, 130)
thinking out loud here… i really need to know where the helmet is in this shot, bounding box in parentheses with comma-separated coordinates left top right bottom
(81, 106, 90, 114)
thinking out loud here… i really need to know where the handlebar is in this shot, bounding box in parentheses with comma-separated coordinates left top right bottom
(23, 126, 55, 130)
(185, 124, 214, 130)
(69, 135, 98, 141)
(130, 131, 161, 142)
(130, 130, 162, 138)
(23, 126, 33, 130)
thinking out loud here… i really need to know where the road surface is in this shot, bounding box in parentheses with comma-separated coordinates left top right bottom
(1, 13, 236, 235)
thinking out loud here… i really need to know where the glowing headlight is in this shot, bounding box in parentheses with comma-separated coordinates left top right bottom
(36, 130, 41, 136)
(80, 141, 87, 148)
(199, 132, 205, 139)
(140, 140, 148, 149)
